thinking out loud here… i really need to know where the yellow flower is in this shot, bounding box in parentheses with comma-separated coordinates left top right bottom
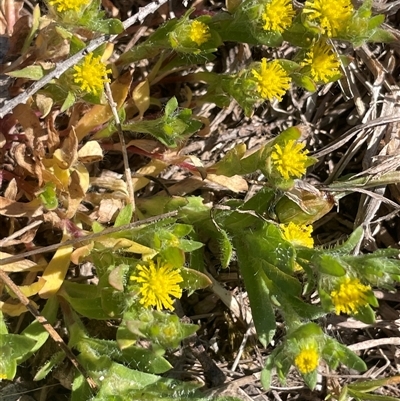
(189, 20, 211, 46)
(330, 277, 371, 315)
(48, 0, 90, 13)
(271, 140, 309, 180)
(281, 222, 314, 248)
(303, 0, 353, 37)
(251, 59, 291, 101)
(72, 53, 111, 96)
(261, 0, 295, 33)
(130, 259, 183, 311)
(302, 40, 341, 83)
(294, 343, 319, 374)
(0, 372, 7, 380)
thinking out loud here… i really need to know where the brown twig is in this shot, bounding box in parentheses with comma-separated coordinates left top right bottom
(0, 211, 179, 266)
(104, 82, 136, 217)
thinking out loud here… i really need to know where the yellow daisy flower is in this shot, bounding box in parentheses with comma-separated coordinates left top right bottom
(302, 40, 341, 83)
(251, 59, 291, 102)
(48, 0, 91, 13)
(130, 259, 183, 311)
(330, 277, 371, 315)
(270, 140, 309, 180)
(294, 343, 319, 374)
(261, 0, 296, 33)
(280, 222, 314, 248)
(189, 20, 211, 46)
(303, 0, 353, 37)
(72, 53, 111, 96)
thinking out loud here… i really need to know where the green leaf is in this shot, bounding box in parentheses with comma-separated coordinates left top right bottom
(71, 372, 94, 401)
(354, 304, 376, 325)
(81, 336, 172, 374)
(165, 97, 178, 117)
(18, 297, 59, 363)
(180, 267, 212, 294)
(7, 65, 46, 80)
(323, 338, 367, 372)
(316, 254, 347, 276)
(61, 282, 113, 319)
(348, 377, 395, 393)
(114, 204, 133, 227)
(282, 21, 316, 47)
(347, 389, 400, 401)
(177, 239, 204, 252)
(61, 91, 76, 112)
(291, 73, 317, 92)
(218, 228, 234, 269)
(33, 351, 65, 381)
(333, 226, 364, 254)
(235, 250, 276, 347)
(302, 370, 318, 390)
(368, 28, 396, 43)
(288, 322, 324, 340)
(260, 346, 284, 390)
(367, 14, 385, 30)
(39, 182, 58, 210)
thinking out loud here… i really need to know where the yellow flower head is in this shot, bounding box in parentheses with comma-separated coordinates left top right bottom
(281, 222, 314, 248)
(330, 277, 371, 315)
(72, 53, 111, 96)
(0, 372, 7, 380)
(302, 40, 341, 83)
(303, 0, 354, 37)
(130, 259, 183, 311)
(251, 59, 291, 102)
(48, 0, 90, 13)
(294, 343, 319, 374)
(271, 140, 309, 180)
(261, 0, 295, 33)
(189, 20, 211, 46)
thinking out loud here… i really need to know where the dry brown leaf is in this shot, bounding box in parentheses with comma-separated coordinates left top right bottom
(14, 143, 36, 175)
(96, 198, 124, 223)
(206, 173, 248, 192)
(0, 226, 39, 247)
(124, 139, 163, 153)
(13, 103, 45, 150)
(35, 93, 53, 118)
(53, 127, 78, 169)
(78, 140, 103, 163)
(0, 196, 43, 217)
(0, 252, 44, 272)
(0, 0, 24, 35)
(90, 174, 128, 195)
(132, 159, 168, 191)
(4, 177, 18, 200)
(45, 113, 61, 153)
